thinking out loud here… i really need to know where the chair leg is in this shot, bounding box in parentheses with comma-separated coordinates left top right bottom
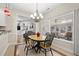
(24, 46, 27, 51)
(26, 47, 28, 56)
(24, 40, 27, 51)
(50, 48, 53, 56)
(44, 49, 47, 56)
(39, 48, 41, 53)
(34, 48, 37, 53)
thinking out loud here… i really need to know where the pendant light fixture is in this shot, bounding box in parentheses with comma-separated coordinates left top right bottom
(4, 4, 11, 16)
(30, 3, 43, 22)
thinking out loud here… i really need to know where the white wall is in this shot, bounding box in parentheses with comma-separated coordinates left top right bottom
(39, 18, 50, 35)
(0, 9, 6, 26)
(74, 9, 79, 55)
(35, 23, 39, 32)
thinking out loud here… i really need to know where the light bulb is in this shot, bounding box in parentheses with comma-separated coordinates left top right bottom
(5, 12, 11, 16)
(30, 14, 33, 18)
(30, 14, 35, 19)
(4, 7, 9, 13)
(32, 16, 35, 19)
(7, 12, 11, 16)
(39, 13, 43, 18)
(34, 12, 37, 16)
(37, 17, 39, 19)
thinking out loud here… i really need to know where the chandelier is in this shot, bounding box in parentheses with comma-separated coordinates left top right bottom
(30, 3, 43, 22)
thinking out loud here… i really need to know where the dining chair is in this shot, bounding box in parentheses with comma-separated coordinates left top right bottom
(23, 32, 34, 55)
(28, 31, 35, 35)
(23, 31, 36, 55)
(27, 31, 36, 45)
(23, 33, 30, 51)
(40, 33, 55, 56)
(45, 32, 50, 35)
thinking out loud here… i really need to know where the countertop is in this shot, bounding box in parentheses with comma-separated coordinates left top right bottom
(0, 30, 11, 35)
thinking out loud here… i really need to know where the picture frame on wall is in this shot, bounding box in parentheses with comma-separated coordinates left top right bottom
(60, 27, 66, 33)
(67, 25, 72, 32)
(51, 26, 55, 32)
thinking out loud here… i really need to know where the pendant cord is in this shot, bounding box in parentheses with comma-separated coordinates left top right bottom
(36, 3, 39, 16)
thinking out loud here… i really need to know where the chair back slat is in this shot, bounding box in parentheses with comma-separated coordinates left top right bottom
(28, 31, 35, 35)
(44, 33, 55, 47)
(23, 33, 29, 44)
(23, 31, 35, 44)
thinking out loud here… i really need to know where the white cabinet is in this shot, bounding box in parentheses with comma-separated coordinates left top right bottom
(0, 9, 6, 26)
(0, 33, 8, 55)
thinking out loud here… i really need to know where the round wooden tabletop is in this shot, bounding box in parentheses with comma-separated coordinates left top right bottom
(29, 35, 46, 42)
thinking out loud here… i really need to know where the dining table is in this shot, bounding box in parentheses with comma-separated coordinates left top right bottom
(29, 35, 46, 52)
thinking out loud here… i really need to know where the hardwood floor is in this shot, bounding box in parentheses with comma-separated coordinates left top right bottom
(4, 35, 66, 56)
(4, 44, 63, 56)
(4, 45, 15, 56)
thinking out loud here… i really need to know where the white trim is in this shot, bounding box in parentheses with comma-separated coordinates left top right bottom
(54, 38, 74, 43)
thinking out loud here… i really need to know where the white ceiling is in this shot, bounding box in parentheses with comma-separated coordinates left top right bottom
(9, 3, 60, 14)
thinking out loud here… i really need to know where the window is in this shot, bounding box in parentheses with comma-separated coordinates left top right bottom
(51, 12, 73, 41)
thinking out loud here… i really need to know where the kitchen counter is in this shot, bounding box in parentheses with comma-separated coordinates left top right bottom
(0, 31, 9, 55)
(0, 30, 11, 35)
